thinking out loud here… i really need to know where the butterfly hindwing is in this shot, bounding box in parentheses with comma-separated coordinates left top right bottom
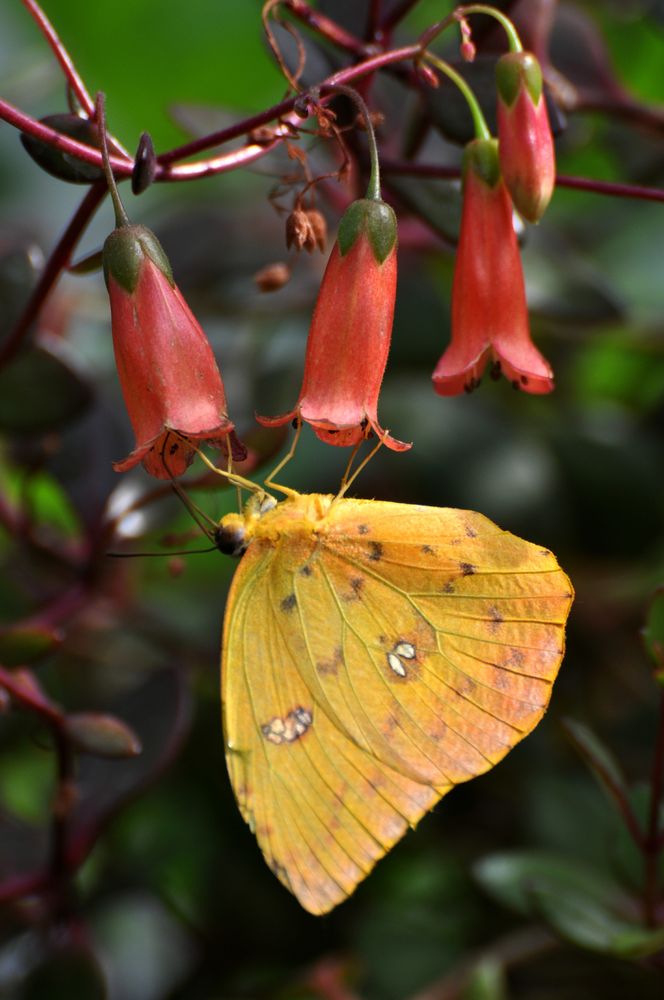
(221, 494, 573, 914)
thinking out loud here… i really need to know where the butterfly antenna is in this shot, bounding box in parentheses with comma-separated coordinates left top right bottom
(157, 433, 219, 540)
(262, 418, 301, 497)
(336, 435, 385, 500)
(107, 544, 220, 558)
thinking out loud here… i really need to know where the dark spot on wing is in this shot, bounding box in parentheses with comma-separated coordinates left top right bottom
(421, 544, 435, 555)
(357, 524, 370, 535)
(280, 593, 297, 612)
(378, 634, 387, 645)
(460, 562, 475, 576)
(489, 606, 504, 632)
(299, 564, 313, 577)
(317, 647, 343, 677)
(506, 648, 525, 667)
(348, 576, 364, 599)
(442, 581, 455, 594)
(465, 524, 478, 538)
(369, 541, 383, 561)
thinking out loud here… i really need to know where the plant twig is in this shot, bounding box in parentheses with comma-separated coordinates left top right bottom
(0, 98, 131, 174)
(0, 181, 107, 369)
(21, 0, 95, 116)
(380, 158, 664, 202)
(285, 0, 369, 56)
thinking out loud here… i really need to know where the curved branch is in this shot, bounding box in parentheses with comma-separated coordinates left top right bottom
(21, 0, 95, 116)
(0, 182, 107, 368)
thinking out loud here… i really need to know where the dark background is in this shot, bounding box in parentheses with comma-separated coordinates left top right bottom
(1, 1, 664, 997)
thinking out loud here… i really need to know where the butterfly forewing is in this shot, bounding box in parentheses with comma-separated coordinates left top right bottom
(221, 494, 573, 914)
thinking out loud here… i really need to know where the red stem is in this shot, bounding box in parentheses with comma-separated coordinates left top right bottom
(0, 98, 132, 173)
(157, 43, 421, 167)
(380, 159, 664, 202)
(0, 181, 107, 369)
(0, 871, 48, 905)
(21, 0, 95, 116)
(285, 0, 369, 56)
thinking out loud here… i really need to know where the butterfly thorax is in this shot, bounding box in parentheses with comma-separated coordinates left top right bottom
(216, 491, 334, 557)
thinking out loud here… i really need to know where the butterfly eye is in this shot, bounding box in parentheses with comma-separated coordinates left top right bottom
(214, 522, 247, 557)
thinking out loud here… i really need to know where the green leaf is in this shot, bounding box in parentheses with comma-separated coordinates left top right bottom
(65, 713, 143, 759)
(0, 625, 61, 666)
(0, 339, 92, 433)
(530, 882, 664, 960)
(475, 851, 628, 918)
(561, 718, 632, 815)
(475, 851, 664, 959)
(643, 587, 664, 675)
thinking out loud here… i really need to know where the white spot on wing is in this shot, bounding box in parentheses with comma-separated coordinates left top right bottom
(387, 641, 417, 677)
(387, 652, 407, 677)
(394, 642, 415, 659)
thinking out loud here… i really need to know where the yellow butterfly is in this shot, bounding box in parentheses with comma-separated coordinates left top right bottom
(216, 487, 573, 915)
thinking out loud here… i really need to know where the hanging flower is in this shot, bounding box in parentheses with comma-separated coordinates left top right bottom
(104, 224, 244, 479)
(496, 51, 555, 223)
(432, 138, 553, 396)
(259, 197, 409, 450)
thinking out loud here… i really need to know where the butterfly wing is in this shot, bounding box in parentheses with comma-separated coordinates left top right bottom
(222, 497, 573, 914)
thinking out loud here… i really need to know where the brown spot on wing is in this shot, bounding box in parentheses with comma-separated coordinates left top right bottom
(459, 562, 476, 576)
(422, 544, 435, 555)
(280, 593, 297, 612)
(299, 564, 313, 577)
(506, 648, 525, 667)
(316, 647, 343, 677)
(488, 606, 504, 632)
(465, 524, 478, 538)
(368, 541, 383, 561)
(357, 524, 370, 535)
(442, 581, 455, 594)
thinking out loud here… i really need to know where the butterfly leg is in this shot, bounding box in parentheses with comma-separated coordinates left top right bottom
(263, 418, 302, 497)
(336, 435, 385, 499)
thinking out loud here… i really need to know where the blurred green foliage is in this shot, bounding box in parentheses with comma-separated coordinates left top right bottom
(1, 1, 664, 999)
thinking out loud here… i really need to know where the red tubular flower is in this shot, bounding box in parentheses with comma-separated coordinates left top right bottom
(432, 138, 553, 397)
(258, 198, 408, 450)
(496, 51, 555, 223)
(103, 225, 244, 479)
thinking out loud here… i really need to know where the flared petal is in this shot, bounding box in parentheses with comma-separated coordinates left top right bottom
(106, 234, 242, 477)
(259, 199, 408, 451)
(433, 139, 554, 397)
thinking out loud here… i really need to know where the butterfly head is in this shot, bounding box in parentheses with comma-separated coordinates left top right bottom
(215, 491, 278, 558)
